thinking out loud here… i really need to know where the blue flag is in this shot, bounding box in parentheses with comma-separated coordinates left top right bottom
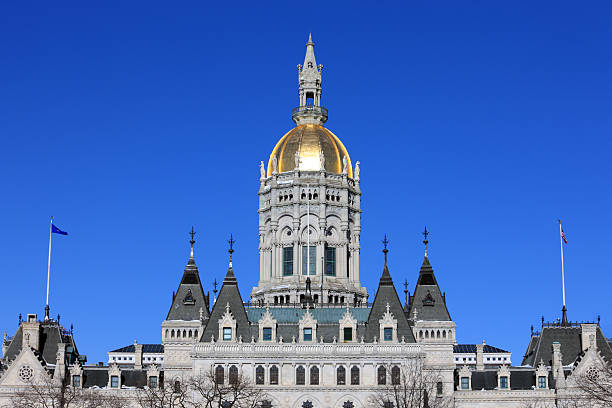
(51, 224, 68, 235)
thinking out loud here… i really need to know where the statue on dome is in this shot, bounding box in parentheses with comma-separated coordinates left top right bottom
(272, 156, 278, 174)
(320, 151, 325, 171)
(342, 155, 348, 174)
(355, 161, 360, 181)
(294, 150, 300, 169)
(259, 161, 265, 179)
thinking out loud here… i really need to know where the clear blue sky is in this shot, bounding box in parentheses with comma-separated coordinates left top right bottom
(1, 2, 611, 364)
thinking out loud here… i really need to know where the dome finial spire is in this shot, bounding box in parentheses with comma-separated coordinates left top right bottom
(294, 35, 325, 125)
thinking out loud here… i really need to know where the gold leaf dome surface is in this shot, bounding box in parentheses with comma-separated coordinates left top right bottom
(267, 124, 352, 177)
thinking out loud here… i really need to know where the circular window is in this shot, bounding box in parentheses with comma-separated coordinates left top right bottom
(18, 365, 33, 382)
(586, 366, 599, 381)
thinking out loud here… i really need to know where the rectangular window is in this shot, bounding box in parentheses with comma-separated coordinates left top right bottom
(263, 327, 272, 341)
(223, 327, 232, 341)
(344, 327, 353, 342)
(460, 377, 469, 390)
(302, 246, 316, 275)
(148, 376, 158, 388)
(111, 375, 119, 388)
(384, 327, 393, 341)
(72, 375, 80, 387)
(283, 247, 293, 276)
(303, 328, 312, 341)
(500, 376, 508, 389)
(538, 376, 546, 389)
(436, 381, 443, 395)
(325, 246, 336, 276)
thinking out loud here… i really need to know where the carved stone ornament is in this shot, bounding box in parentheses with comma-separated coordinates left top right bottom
(18, 365, 33, 382)
(422, 290, 435, 306)
(183, 289, 195, 305)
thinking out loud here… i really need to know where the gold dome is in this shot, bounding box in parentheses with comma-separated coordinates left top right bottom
(267, 124, 352, 178)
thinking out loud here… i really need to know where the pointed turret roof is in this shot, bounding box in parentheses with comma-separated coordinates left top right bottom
(365, 237, 416, 342)
(303, 33, 317, 71)
(166, 232, 209, 321)
(201, 238, 251, 342)
(408, 255, 451, 321)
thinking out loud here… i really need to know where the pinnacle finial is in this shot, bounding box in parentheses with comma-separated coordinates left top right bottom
(308, 32, 313, 44)
(228, 234, 235, 266)
(422, 226, 429, 257)
(189, 226, 196, 258)
(382, 234, 389, 265)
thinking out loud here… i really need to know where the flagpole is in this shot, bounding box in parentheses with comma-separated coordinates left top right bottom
(45, 216, 53, 321)
(559, 220, 565, 308)
(307, 184, 310, 278)
(558, 219, 568, 326)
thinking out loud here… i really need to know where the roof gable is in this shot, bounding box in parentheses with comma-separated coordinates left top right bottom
(166, 249, 209, 321)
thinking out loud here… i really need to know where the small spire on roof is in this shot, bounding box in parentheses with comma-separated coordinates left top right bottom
(189, 226, 196, 259)
(403, 279, 408, 307)
(228, 234, 235, 268)
(382, 234, 389, 265)
(422, 226, 429, 258)
(561, 305, 568, 326)
(213, 278, 218, 303)
(308, 32, 313, 44)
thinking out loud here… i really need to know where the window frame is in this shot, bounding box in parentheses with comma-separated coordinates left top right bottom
(337, 366, 346, 385)
(72, 375, 81, 388)
(460, 377, 469, 390)
(302, 245, 316, 275)
(110, 375, 119, 388)
(384, 327, 393, 341)
(148, 376, 158, 389)
(499, 375, 508, 389)
(262, 327, 273, 341)
(223, 327, 232, 341)
(303, 327, 313, 342)
(538, 376, 546, 389)
(343, 327, 353, 342)
(325, 246, 336, 276)
(283, 246, 294, 276)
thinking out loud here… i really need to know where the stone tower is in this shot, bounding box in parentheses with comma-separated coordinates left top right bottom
(252, 35, 367, 306)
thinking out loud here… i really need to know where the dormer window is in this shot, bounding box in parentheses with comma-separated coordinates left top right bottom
(303, 328, 313, 341)
(538, 376, 546, 388)
(384, 328, 393, 341)
(111, 375, 119, 388)
(460, 377, 469, 390)
(499, 376, 508, 389)
(343, 327, 353, 342)
(223, 327, 232, 341)
(263, 328, 272, 341)
(72, 375, 81, 387)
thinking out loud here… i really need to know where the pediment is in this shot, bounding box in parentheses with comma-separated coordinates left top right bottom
(0, 347, 51, 387)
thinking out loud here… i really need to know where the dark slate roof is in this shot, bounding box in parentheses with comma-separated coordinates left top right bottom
(521, 325, 612, 367)
(82, 367, 157, 389)
(201, 265, 251, 342)
(365, 258, 416, 343)
(110, 344, 164, 353)
(407, 256, 451, 321)
(245, 307, 370, 323)
(454, 344, 510, 353)
(166, 246, 210, 321)
(458, 368, 537, 390)
(2, 320, 80, 366)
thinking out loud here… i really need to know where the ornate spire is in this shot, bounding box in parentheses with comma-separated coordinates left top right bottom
(189, 226, 196, 259)
(561, 305, 568, 326)
(228, 234, 235, 268)
(294, 34, 326, 125)
(422, 226, 429, 258)
(382, 234, 389, 265)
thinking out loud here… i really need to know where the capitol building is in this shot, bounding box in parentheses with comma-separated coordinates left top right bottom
(1, 36, 610, 408)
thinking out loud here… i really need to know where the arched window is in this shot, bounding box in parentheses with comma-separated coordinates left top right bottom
(189, 330, 193, 338)
(165, 329, 169, 338)
(171, 329, 175, 338)
(337, 366, 346, 385)
(418, 330, 423, 339)
(296, 366, 305, 385)
(194, 329, 198, 339)
(256, 365, 265, 385)
(229, 365, 238, 385)
(351, 366, 360, 385)
(377, 366, 387, 385)
(215, 366, 224, 384)
(391, 366, 401, 385)
(270, 365, 279, 385)
(442, 330, 446, 338)
(183, 329, 187, 338)
(310, 366, 319, 385)
(173, 380, 181, 392)
(436, 330, 440, 339)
